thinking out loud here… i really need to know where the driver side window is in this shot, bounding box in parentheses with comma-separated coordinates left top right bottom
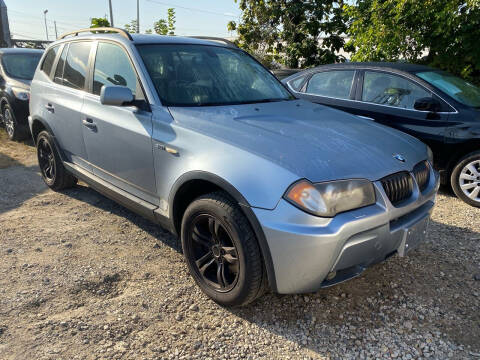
(93, 42, 142, 98)
(362, 71, 432, 110)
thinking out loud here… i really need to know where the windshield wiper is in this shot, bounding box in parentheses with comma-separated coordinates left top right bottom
(252, 98, 291, 104)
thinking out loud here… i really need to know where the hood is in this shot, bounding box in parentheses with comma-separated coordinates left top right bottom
(168, 100, 427, 182)
(7, 77, 31, 90)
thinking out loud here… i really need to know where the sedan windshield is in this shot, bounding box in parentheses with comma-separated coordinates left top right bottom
(137, 44, 293, 106)
(1, 53, 42, 80)
(417, 71, 480, 108)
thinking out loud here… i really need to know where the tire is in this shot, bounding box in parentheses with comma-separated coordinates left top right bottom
(450, 150, 480, 207)
(36, 130, 77, 191)
(181, 191, 266, 307)
(3, 103, 27, 141)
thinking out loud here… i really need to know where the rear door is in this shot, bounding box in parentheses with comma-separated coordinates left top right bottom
(81, 41, 157, 204)
(45, 41, 93, 171)
(290, 69, 360, 113)
(352, 70, 453, 153)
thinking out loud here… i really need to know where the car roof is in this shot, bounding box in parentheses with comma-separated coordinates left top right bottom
(131, 34, 232, 47)
(50, 32, 234, 49)
(307, 62, 435, 74)
(0, 48, 44, 55)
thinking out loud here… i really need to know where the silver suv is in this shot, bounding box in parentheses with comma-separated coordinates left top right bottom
(29, 28, 439, 306)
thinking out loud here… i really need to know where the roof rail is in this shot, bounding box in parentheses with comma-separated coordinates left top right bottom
(189, 36, 238, 48)
(58, 27, 133, 41)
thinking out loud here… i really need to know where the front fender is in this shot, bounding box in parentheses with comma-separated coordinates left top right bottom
(168, 170, 279, 292)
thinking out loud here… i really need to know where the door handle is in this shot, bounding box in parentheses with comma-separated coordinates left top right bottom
(45, 103, 54, 113)
(82, 118, 97, 130)
(357, 115, 375, 121)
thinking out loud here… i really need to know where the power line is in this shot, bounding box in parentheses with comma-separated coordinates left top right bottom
(8, 8, 89, 22)
(7, 9, 87, 28)
(11, 32, 40, 40)
(145, 0, 240, 18)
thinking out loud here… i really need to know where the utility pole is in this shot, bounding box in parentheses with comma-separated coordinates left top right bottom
(0, 0, 12, 47)
(54, 20, 58, 39)
(136, 0, 139, 33)
(108, 0, 114, 27)
(43, 9, 49, 41)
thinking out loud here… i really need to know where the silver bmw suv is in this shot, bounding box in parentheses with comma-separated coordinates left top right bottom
(29, 28, 439, 306)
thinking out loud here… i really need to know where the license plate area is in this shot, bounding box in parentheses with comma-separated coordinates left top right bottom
(398, 216, 430, 257)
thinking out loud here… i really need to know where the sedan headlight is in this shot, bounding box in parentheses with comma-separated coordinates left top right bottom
(12, 87, 30, 101)
(284, 179, 376, 217)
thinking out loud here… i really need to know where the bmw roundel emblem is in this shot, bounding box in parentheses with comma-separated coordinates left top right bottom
(393, 154, 406, 162)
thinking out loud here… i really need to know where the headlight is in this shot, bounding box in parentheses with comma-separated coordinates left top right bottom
(284, 179, 376, 217)
(12, 87, 30, 101)
(426, 145, 434, 165)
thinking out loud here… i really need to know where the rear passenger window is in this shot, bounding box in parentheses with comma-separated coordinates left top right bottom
(306, 70, 355, 99)
(93, 42, 139, 96)
(62, 42, 92, 90)
(41, 45, 59, 76)
(54, 44, 68, 85)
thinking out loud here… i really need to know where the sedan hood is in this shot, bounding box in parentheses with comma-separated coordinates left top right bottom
(8, 77, 31, 90)
(168, 100, 427, 182)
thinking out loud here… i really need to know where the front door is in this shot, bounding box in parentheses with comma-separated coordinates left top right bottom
(81, 41, 157, 204)
(352, 70, 452, 156)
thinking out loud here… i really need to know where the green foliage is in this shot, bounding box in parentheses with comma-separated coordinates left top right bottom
(346, 0, 480, 84)
(124, 20, 138, 34)
(230, 0, 347, 69)
(154, 19, 168, 35)
(167, 8, 176, 35)
(90, 17, 110, 28)
(154, 8, 176, 35)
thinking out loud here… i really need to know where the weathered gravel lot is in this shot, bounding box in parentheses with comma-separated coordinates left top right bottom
(0, 131, 479, 360)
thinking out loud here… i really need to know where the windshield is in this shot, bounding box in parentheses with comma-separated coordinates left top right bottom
(417, 71, 480, 108)
(137, 44, 293, 106)
(1, 53, 42, 80)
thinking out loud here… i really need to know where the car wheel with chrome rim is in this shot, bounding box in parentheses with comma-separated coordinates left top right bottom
(2, 104, 26, 141)
(451, 151, 480, 207)
(181, 192, 266, 306)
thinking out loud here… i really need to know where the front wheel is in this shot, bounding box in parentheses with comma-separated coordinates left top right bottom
(3, 104, 27, 141)
(451, 151, 480, 207)
(36, 130, 77, 191)
(181, 192, 266, 306)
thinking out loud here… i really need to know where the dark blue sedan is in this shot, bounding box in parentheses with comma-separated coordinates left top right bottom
(283, 62, 480, 207)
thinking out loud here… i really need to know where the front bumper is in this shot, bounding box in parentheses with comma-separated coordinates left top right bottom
(254, 165, 440, 294)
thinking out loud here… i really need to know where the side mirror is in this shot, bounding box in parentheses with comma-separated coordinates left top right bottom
(414, 97, 441, 113)
(100, 86, 134, 106)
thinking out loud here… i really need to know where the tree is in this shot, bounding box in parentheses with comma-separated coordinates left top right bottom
(229, 0, 347, 68)
(124, 20, 138, 34)
(90, 17, 110, 28)
(154, 8, 176, 35)
(167, 8, 176, 35)
(345, 0, 480, 84)
(154, 19, 168, 35)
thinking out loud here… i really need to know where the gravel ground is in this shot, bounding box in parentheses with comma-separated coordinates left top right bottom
(0, 130, 479, 360)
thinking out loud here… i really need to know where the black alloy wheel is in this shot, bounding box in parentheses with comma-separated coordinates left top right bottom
(181, 192, 266, 306)
(185, 214, 240, 292)
(36, 130, 77, 190)
(38, 136, 56, 183)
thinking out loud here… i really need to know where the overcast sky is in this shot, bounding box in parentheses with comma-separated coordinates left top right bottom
(6, 0, 241, 40)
